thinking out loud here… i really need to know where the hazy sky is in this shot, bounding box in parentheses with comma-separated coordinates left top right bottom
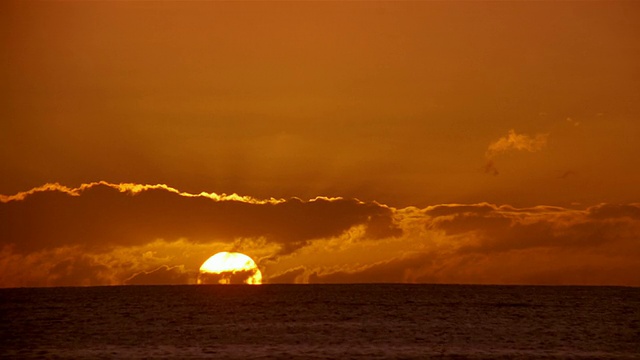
(1, 1, 639, 287)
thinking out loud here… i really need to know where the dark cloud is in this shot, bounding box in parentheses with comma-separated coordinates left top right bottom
(197, 269, 259, 285)
(429, 213, 512, 236)
(46, 254, 113, 287)
(306, 202, 640, 285)
(0, 182, 402, 255)
(483, 160, 499, 176)
(2, 183, 640, 287)
(309, 254, 432, 284)
(587, 203, 640, 220)
(426, 203, 640, 255)
(0, 249, 117, 288)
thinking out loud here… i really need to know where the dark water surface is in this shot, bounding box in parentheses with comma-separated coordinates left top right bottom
(1, 284, 639, 359)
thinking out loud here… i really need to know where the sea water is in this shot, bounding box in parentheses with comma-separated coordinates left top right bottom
(1, 284, 639, 359)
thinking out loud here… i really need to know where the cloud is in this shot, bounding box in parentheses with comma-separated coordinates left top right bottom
(0, 246, 119, 287)
(0, 182, 401, 287)
(2, 183, 639, 287)
(566, 117, 580, 127)
(484, 129, 548, 175)
(0, 182, 401, 254)
(301, 202, 640, 286)
(124, 265, 191, 285)
(587, 203, 640, 220)
(0, 181, 284, 204)
(198, 269, 260, 285)
(0, 239, 223, 288)
(485, 130, 548, 158)
(308, 253, 433, 284)
(267, 267, 306, 284)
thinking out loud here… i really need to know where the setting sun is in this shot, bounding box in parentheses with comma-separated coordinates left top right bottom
(198, 252, 262, 285)
(2, 1, 640, 357)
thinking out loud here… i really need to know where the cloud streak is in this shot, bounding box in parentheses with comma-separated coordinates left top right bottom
(124, 265, 191, 285)
(0, 181, 286, 204)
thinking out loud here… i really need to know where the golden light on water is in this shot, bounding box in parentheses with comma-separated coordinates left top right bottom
(198, 252, 262, 285)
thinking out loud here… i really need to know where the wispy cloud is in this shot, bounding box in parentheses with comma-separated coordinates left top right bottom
(484, 129, 549, 175)
(124, 265, 191, 285)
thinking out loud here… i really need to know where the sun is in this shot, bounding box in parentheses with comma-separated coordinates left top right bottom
(198, 252, 263, 285)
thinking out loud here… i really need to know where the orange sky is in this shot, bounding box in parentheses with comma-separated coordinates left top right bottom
(1, 1, 639, 287)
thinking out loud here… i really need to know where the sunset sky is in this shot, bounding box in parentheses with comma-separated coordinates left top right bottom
(2, 1, 639, 287)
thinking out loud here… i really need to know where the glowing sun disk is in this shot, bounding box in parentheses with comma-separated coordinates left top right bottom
(198, 252, 262, 285)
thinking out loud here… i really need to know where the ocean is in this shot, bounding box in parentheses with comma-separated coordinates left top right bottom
(1, 284, 639, 359)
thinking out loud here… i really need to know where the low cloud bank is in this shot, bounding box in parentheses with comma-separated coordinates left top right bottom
(1, 183, 639, 287)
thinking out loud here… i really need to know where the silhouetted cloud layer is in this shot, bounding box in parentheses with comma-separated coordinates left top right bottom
(0, 182, 400, 287)
(1, 183, 639, 287)
(197, 269, 260, 285)
(305, 203, 640, 285)
(1, 182, 400, 254)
